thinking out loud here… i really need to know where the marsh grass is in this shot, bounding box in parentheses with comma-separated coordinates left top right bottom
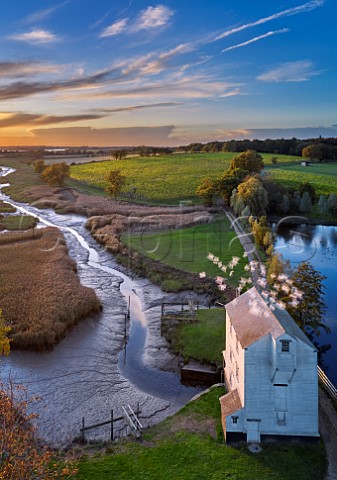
(0, 214, 38, 231)
(0, 227, 101, 350)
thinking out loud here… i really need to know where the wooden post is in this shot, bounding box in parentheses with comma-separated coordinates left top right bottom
(81, 417, 85, 443)
(124, 314, 127, 338)
(110, 409, 114, 441)
(127, 296, 131, 319)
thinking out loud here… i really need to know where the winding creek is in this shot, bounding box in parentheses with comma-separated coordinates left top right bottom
(0, 166, 202, 446)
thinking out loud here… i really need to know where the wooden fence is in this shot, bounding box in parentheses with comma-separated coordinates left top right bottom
(317, 365, 337, 401)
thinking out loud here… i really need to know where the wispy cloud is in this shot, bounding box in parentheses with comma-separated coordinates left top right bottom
(96, 102, 181, 113)
(9, 29, 60, 45)
(133, 5, 174, 31)
(214, 0, 324, 41)
(22, 1, 69, 24)
(100, 18, 128, 37)
(0, 112, 104, 129)
(257, 60, 322, 82)
(222, 29, 289, 53)
(0, 61, 61, 78)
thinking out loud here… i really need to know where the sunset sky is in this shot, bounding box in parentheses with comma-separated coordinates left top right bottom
(0, 0, 336, 146)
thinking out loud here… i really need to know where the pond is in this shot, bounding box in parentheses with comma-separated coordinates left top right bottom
(274, 223, 337, 385)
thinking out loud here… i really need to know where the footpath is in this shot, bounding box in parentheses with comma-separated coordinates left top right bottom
(319, 389, 337, 480)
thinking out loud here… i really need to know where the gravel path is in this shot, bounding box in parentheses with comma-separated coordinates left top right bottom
(319, 389, 337, 479)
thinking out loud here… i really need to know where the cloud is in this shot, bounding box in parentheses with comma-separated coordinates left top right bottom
(257, 60, 322, 82)
(100, 18, 128, 37)
(207, 125, 337, 141)
(26, 125, 177, 146)
(133, 5, 174, 31)
(0, 62, 61, 79)
(22, 1, 69, 24)
(9, 29, 59, 45)
(0, 112, 104, 129)
(96, 102, 182, 113)
(222, 29, 289, 53)
(213, 0, 324, 41)
(67, 75, 242, 101)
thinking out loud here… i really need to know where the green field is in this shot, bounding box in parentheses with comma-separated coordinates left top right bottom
(122, 217, 249, 286)
(70, 152, 300, 204)
(165, 308, 226, 366)
(77, 387, 326, 480)
(266, 162, 337, 196)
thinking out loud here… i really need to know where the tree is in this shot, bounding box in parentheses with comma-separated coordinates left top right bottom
(0, 308, 10, 356)
(299, 182, 316, 202)
(284, 262, 329, 338)
(267, 253, 288, 284)
(41, 162, 70, 186)
(216, 174, 241, 205)
(33, 159, 46, 174)
(236, 176, 268, 216)
(230, 150, 264, 173)
(299, 191, 312, 213)
(317, 195, 328, 216)
(111, 150, 127, 161)
(105, 169, 126, 199)
(327, 194, 337, 215)
(195, 177, 217, 206)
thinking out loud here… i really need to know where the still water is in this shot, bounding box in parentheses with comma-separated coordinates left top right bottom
(274, 223, 337, 385)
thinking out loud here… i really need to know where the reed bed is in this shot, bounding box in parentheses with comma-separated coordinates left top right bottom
(0, 227, 101, 350)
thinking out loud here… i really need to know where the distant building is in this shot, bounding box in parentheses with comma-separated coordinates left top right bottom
(220, 287, 319, 443)
(301, 161, 310, 166)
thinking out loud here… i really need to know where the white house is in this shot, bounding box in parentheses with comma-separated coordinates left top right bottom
(220, 287, 319, 443)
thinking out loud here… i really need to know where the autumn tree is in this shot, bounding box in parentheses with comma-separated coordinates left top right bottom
(195, 177, 218, 206)
(33, 159, 46, 174)
(235, 176, 268, 216)
(229, 150, 264, 173)
(41, 162, 70, 187)
(105, 169, 126, 199)
(284, 262, 329, 338)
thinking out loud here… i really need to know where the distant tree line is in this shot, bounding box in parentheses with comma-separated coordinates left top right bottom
(179, 137, 337, 160)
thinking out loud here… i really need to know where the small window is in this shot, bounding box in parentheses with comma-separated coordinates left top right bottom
(281, 340, 290, 352)
(232, 416, 238, 424)
(236, 363, 239, 382)
(236, 338, 239, 353)
(230, 323, 232, 336)
(230, 348, 233, 361)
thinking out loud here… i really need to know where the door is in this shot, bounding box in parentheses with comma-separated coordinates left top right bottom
(247, 421, 260, 443)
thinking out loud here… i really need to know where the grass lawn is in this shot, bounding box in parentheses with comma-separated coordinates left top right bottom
(122, 216, 249, 287)
(266, 162, 337, 196)
(77, 387, 326, 480)
(70, 152, 300, 204)
(165, 308, 226, 366)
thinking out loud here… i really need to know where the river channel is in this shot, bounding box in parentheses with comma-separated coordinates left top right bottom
(275, 223, 337, 385)
(0, 167, 202, 446)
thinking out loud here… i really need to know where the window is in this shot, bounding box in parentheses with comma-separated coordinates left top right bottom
(236, 363, 239, 382)
(230, 348, 233, 361)
(232, 416, 238, 424)
(281, 340, 290, 352)
(236, 338, 239, 354)
(230, 323, 232, 336)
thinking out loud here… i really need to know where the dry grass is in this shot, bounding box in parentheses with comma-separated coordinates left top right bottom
(0, 227, 101, 351)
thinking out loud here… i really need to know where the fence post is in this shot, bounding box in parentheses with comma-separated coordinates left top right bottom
(111, 409, 114, 441)
(81, 417, 85, 443)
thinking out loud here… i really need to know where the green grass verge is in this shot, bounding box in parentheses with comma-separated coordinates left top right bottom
(165, 308, 226, 366)
(122, 216, 249, 287)
(77, 387, 326, 480)
(0, 215, 38, 231)
(266, 162, 337, 196)
(70, 152, 300, 204)
(1, 159, 46, 202)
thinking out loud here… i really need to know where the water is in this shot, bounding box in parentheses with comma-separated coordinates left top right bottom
(275, 223, 337, 384)
(0, 167, 202, 446)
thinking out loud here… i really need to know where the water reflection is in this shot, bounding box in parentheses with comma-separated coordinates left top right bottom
(274, 224, 337, 384)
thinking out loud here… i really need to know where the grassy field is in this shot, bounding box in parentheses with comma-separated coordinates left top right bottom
(122, 216, 249, 286)
(164, 308, 226, 366)
(0, 227, 100, 350)
(266, 162, 337, 196)
(70, 152, 300, 204)
(77, 386, 326, 480)
(0, 214, 38, 231)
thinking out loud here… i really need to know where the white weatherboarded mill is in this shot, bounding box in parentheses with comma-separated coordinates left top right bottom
(220, 287, 319, 443)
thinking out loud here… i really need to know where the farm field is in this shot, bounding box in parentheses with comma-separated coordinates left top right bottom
(122, 216, 249, 286)
(266, 162, 337, 196)
(70, 152, 300, 204)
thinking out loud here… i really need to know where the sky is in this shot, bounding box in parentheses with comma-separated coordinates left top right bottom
(0, 0, 336, 146)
